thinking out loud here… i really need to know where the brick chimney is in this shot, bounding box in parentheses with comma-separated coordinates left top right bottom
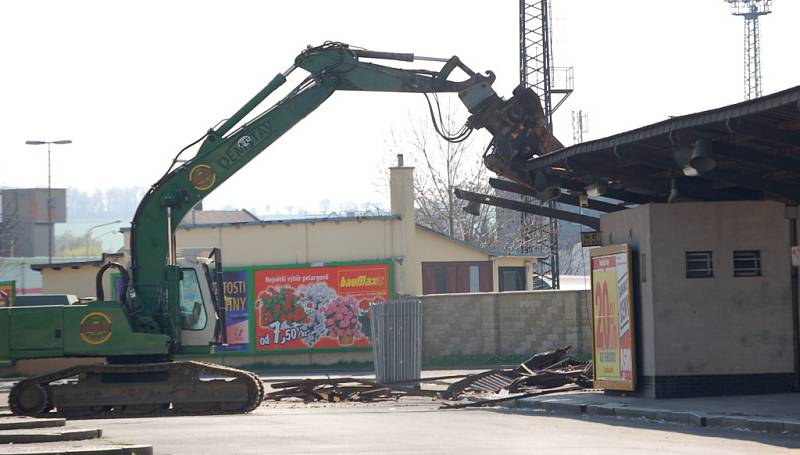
(389, 154, 418, 295)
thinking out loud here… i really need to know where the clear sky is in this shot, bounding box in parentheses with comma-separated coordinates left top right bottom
(2, 0, 798, 215)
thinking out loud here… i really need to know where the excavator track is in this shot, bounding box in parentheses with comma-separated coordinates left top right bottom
(9, 361, 264, 419)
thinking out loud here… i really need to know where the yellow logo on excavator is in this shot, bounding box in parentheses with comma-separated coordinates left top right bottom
(189, 164, 216, 191)
(79, 312, 113, 345)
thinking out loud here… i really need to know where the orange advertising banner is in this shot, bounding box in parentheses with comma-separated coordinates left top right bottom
(0, 281, 14, 365)
(590, 244, 636, 391)
(0, 281, 14, 307)
(253, 263, 390, 351)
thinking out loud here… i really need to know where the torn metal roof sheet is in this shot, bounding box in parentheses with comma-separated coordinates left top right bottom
(494, 84, 800, 206)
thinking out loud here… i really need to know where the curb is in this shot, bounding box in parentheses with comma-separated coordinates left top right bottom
(0, 428, 102, 444)
(0, 417, 67, 431)
(511, 398, 800, 436)
(1, 445, 153, 455)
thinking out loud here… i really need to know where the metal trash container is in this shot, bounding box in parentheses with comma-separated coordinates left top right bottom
(370, 298, 422, 384)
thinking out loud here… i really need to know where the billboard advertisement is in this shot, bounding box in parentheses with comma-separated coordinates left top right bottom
(590, 244, 636, 391)
(253, 263, 391, 351)
(0, 281, 15, 307)
(218, 270, 250, 352)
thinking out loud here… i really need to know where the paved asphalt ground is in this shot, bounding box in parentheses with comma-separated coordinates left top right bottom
(77, 399, 799, 455)
(3, 373, 800, 454)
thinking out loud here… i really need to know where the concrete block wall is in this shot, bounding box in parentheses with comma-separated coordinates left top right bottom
(3, 290, 591, 376)
(421, 290, 592, 359)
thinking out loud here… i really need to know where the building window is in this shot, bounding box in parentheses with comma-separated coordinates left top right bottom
(434, 265, 447, 294)
(468, 265, 481, 292)
(179, 268, 207, 330)
(685, 251, 713, 278)
(499, 267, 526, 292)
(733, 250, 761, 277)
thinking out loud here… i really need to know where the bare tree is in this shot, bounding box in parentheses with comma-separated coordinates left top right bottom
(559, 239, 590, 276)
(54, 231, 103, 258)
(385, 100, 499, 251)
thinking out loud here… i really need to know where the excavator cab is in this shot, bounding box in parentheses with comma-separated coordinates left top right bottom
(174, 248, 227, 351)
(88, 248, 226, 353)
(175, 258, 214, 347)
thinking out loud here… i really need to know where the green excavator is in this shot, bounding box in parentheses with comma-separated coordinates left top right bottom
(0, 42, 559, 418)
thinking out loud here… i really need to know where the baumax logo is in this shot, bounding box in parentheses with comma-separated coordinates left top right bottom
(338, 267, 388, 294)
(80, 312, 112, 345)
(340, 275, 385, 288)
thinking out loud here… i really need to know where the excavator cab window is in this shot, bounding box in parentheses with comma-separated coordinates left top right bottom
(179, 268, 208, 330)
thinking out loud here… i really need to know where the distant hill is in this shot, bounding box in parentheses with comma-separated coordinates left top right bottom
(67, 187, 146, 222)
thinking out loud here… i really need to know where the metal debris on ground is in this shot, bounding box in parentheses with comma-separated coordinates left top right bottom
(438, 345, 593, 408)
(265, 377, 439, 403)
(264, 346, 592, 408)
(439, 383, 583, 409)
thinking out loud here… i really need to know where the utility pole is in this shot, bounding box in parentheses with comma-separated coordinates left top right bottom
(724, 0, 773, 100)
(572, 110, 588, 144)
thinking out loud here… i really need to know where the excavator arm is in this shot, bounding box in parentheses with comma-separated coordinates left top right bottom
(126, 42, 555, 348)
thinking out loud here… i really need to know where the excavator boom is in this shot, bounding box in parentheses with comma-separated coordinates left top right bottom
(128, 42, 503, 344)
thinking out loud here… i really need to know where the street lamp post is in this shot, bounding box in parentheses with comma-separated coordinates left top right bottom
(25, 140, 72, 263)
(86, 220, 122, 257)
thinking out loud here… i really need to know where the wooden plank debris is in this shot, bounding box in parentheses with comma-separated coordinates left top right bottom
(263, 346, 592, 406)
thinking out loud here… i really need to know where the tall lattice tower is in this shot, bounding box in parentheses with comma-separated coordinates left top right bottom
(515, 0, 574, 289)
(725, 0, 773, 100)
(572, 110, 588, 144)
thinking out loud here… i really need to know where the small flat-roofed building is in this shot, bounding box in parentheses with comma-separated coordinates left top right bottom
(479, 84, 800, 398)
(116, 164, 539, 296)
(33, 164, 539, 299)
